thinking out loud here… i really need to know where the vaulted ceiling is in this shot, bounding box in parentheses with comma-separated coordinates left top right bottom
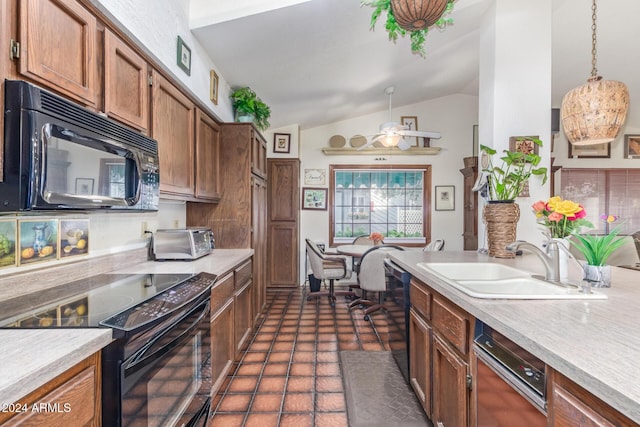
(189, 0, 639, 131)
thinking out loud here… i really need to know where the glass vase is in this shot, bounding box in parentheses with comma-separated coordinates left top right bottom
(583, 264, 611, 288)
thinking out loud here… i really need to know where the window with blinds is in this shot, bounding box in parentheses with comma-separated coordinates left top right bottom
(559, 169, 640, 234)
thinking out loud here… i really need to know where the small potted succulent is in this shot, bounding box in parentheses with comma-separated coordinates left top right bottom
(230, 87, 271, 131)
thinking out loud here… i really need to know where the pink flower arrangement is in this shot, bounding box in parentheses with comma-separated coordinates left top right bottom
(369, 232, 384, 243)
(532, 196, 591, 238)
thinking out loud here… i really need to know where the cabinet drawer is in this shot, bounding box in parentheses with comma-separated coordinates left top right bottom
(410, 279, 431, 320)
(3, 366, 96, 426)
(235, 260, 253, 289)
(432, 295, 469, 355)
(211, 272, 234, 313)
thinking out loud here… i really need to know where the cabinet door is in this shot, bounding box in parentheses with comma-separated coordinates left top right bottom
(251, 130, 267, 178)
(19, 0, 97, 106)
(268, 222, 299, 287)
(210, 298, 234, 395)
(433, 334, 469, 427)
(104, 29, 149, 131)
(268, 159, 299, 222)
(151, 70, 195, 196)
(409, 308, 432, 416)
(252, 177, 267, 317)
(194, 109, 221, 201)
(234, 282, 253, 354)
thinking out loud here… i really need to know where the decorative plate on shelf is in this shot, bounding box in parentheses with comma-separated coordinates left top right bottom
(349, 135, 367, 148)
(329, 135, 346, 148)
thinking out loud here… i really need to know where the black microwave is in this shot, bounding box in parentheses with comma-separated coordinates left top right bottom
(1, 80, 160, 212)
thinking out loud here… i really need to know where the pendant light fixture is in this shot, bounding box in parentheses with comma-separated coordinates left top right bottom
(561, 0, 629, 146)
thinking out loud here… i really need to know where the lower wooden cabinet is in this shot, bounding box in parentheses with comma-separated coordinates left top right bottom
(550, 371, 636, 427)
(210, 298, 234, 395)
(409, 308, 432, 416)
(0, 352, 101, 426)
(234, 281, 253, 354)
(409, 278, 472, 427)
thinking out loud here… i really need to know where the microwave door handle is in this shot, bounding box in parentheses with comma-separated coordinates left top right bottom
(124, 301, 210, 374)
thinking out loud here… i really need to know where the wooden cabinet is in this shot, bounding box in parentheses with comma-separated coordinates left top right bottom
(210, 297, 234, 395)
(194, 109, 221, 201)
(151, 69, 195, 196)
(409, 307, 432, 416)
(549, 371, 636, 427)
(234, 281, 252, 353)
(409, 277, 472, 427)
(433, 334, 469, 427)
(188, 123, 267, 317)
(0, 352, 101, 426)
(267, 159, 300, 288)
(18, 0, 97, 106)
(104, 28, 149, 132)
(460, 157, 478, 251)
(252, 177, 267, 317)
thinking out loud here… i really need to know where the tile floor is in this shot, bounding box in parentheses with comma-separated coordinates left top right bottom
(208, 284, 407, 427)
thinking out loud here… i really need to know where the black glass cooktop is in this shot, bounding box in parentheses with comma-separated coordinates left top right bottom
(0, 273, 195, 329)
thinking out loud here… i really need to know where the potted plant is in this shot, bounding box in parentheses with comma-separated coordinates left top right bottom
(362, 0, 454, 57)
(570, 215, 627, 287)
(480, 138, 548, 257)
(230, 87, 271, 131)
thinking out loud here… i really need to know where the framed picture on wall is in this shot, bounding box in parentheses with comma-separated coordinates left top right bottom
(401, 116, 419, 146)
(624, 134, 640, 158)
(274, 133, 291, 153)
(568, 142, 610, 158)
(435, 185, 455, 211)
(302, 187, 327, 210)
(176, 36, 191, 75)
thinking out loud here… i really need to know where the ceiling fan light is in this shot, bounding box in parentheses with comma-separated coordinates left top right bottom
(391, 0, 449, 32)
(561, 76, 629, 146)
(381, 134, 401, 147)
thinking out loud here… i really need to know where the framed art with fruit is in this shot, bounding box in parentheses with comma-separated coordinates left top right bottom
(60, 219, 89, 258)
(18, 219, 58, 265)
(0, 220, 17, 269)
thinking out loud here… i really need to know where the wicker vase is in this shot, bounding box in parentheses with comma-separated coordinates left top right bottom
(390, 0, 449, 31)
(483, 201, 520, 258)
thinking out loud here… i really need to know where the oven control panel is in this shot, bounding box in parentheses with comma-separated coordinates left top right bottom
(100, 272, 216, 330)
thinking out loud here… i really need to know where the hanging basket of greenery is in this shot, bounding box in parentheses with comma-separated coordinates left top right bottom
(230, 87, 271, 131)
(362, 0, 454, 57)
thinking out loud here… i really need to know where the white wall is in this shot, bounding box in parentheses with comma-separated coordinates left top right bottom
(297, 93, 478, 283)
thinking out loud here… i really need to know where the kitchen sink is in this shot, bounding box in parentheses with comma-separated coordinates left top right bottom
(418, 262, 531, 281)
(417, 262, 607, 300)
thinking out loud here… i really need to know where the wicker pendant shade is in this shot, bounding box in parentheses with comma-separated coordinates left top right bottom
(561, 77, 629, 146)
(390, 0, 449, 31)
(560, 0, 630, 146)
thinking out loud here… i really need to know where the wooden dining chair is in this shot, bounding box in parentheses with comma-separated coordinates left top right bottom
(305, 239, 355, 306)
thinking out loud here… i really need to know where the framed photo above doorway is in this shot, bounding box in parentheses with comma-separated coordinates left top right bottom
(273, 133, 291, 153)
(568, 142, 610, 159)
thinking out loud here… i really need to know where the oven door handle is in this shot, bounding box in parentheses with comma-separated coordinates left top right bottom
(124, 300, 210, 374)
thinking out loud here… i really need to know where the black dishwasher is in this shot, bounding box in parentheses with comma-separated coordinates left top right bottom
(384, 259, 412, 382)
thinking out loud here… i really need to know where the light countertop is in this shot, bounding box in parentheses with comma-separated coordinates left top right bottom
(389, 250, 640, 424)
(0, 249, 253, 406)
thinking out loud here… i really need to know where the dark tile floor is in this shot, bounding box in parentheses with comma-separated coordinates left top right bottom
(208, 284, 407, 427)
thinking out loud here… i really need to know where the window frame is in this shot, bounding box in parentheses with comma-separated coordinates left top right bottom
(328, 164, 432, 247)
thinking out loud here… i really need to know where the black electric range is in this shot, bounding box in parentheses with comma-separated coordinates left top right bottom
(0, 273, 209, 333)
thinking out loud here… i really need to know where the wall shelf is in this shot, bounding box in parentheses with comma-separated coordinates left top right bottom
(321, 147, 442, 156)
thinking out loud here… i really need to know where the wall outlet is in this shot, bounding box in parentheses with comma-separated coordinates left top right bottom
(141, 221, 149, 237)
(173, 220, 179, 229)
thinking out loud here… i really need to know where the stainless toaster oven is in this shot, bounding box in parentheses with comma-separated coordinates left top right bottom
(153, 227, 215, 260)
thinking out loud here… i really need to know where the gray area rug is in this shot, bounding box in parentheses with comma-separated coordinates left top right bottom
(339, 351, 431, 427)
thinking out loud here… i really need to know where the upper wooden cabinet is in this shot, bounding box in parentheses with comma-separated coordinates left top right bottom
(104, 28, 149, 132)
(251, 129, 267, 178)
(151, 70, 195, 197)
(194, 109, 221, 201)
(18, 0, 97, 106)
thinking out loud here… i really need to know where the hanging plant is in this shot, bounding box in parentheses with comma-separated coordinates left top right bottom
(362, 0, 454, 57)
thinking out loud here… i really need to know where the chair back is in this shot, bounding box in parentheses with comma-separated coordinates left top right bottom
(352, 235, 374, 245)
(357, 246, 404, 292)
(423, 239, 445, 251)
(305, 239, 349, 280)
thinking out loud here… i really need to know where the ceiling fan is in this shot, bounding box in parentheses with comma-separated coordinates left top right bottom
(358, 86, 442, 150)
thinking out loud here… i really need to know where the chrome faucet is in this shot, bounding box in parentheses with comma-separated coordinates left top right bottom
(505, 240, 560, 282)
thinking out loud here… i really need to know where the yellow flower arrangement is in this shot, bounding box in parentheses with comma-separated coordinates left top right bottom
(531, 196, 591, 238)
